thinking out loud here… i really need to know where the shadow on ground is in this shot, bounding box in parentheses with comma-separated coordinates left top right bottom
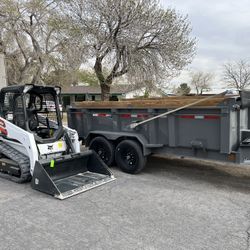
(112, 155, 250, 195)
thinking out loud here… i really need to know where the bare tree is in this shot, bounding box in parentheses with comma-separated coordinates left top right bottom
(223, 60, 250, 90)
(0, 0, 86, 85)
(63, 0, 196, 100)
(190, 71, 213, 95)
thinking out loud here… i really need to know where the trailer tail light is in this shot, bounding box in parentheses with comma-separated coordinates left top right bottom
(180, 115, 220, 120)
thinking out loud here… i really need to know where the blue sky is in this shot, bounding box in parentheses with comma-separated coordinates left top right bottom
(160, 0, 250, 87)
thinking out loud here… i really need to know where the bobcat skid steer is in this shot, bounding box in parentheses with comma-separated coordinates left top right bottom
(0, 84, 114, 199)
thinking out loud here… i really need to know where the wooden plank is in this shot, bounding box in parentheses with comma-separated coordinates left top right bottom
(73, 96, 236, 109)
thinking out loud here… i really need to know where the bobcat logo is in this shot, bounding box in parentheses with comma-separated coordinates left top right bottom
(47, 145, 54, 151)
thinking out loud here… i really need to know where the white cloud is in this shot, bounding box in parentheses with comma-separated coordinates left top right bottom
(160, 0, 250, 88)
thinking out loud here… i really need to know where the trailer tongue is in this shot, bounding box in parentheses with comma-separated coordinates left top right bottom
(31, 151, 115, 200)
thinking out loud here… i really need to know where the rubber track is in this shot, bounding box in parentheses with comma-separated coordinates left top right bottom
(0, 141, 31, 183)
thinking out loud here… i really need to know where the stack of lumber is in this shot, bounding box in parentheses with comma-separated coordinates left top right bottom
(73, 95, 236, 109)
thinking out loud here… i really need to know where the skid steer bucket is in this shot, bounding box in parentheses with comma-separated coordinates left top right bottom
(31, 150, 115, 200)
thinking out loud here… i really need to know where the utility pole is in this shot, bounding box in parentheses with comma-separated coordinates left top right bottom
(0, 53, 7, 88)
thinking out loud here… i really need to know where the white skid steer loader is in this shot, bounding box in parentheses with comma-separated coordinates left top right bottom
(0, 84, 114, 199)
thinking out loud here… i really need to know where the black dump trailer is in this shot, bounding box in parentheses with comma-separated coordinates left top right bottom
(67, 91, 250, 174)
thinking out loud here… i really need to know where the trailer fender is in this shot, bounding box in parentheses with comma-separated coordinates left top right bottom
(86, 131, 153, 156)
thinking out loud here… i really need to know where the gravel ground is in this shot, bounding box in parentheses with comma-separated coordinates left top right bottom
(0, 156, 250, 250)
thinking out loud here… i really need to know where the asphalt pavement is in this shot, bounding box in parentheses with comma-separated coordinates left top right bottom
(0, 156, 250, 250)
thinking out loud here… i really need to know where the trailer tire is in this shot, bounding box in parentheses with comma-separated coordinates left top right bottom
(89, 137, 114, 166)
(115, 140, 146, 174)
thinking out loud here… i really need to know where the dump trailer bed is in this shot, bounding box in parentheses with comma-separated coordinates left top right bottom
(67, 92, 250, 173)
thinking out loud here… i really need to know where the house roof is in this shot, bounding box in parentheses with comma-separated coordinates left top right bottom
(61, 85, 124, 95)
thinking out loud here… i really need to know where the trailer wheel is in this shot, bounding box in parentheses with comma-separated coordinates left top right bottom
(89, 137, 114, 166)
(115, 140, 146, 174)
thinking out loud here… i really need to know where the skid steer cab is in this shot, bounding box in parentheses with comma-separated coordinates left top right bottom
(0, 84, 114, 199)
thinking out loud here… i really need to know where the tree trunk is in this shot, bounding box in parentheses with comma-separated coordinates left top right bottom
(196, 87, 199, 95)
(101, 83, 110, 101)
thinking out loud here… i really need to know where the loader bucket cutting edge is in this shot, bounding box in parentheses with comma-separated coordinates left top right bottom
(31, 150, 115, 200)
